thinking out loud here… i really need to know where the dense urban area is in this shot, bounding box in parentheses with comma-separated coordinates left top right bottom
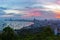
(0, 19, 60, 40)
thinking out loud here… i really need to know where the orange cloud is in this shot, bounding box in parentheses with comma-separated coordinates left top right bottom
(55, 14, 60, 18)
(53, 10, 60, 14)
(53, 9, 60, 18)
(54, 10, 60, 18)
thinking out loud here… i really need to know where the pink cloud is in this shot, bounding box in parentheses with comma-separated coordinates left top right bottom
(21, 9, 42, 18)
(56, 0, 60, 4)
(27, 11, 41, 16)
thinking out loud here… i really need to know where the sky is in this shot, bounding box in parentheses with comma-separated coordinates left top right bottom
(0, 0, 60, 19)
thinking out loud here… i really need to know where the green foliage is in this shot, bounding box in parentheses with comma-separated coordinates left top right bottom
(18, 25, 59, 40)
(1, 26, 18, 40)
(0, 25, 60, 40)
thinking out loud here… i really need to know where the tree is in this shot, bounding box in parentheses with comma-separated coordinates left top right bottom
(0, 33, 2, 40)
(1, 26, 18, 40)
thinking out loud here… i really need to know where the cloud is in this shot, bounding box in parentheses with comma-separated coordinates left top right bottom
(0, 15, 14, 17)
(22, 10, 41, 18)
(55, 0, 60, 4)
(0, 0, 35, 9)
(3, 10, 27, 15)
(55, 14, 60, 18)
(0, 0, 60, 19)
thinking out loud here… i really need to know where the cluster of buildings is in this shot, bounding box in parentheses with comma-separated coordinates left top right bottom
(0, 18, 60, 35)
(30, 19, 60, 35)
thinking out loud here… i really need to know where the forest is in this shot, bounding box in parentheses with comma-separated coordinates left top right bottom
(0, 25, 60, 40)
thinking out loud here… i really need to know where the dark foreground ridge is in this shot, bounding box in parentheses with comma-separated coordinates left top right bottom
(0, 25, 60, 40)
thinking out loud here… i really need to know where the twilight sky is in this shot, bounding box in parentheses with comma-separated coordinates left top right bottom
(0, 0, 60, 19)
